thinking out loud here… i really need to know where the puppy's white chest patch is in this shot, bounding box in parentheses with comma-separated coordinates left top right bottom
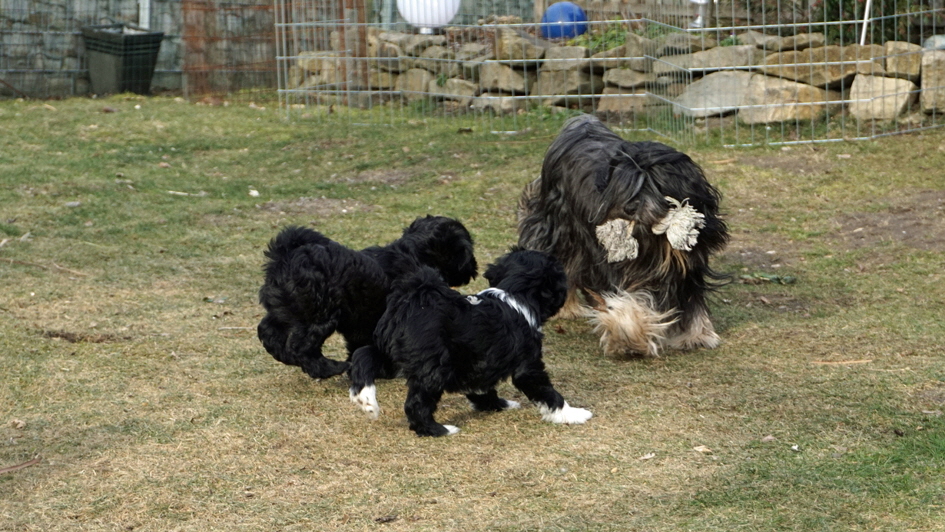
(476, 288, 540, 331)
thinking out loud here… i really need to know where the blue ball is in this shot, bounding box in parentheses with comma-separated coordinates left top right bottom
(541, 2, 588, 40)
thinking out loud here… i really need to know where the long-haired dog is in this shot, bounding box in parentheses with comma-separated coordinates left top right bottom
(349, 248, 592, 437)
(257, 215, 478, 379)
(518, 114, 729, 357)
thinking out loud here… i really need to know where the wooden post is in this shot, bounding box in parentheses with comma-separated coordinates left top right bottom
(338, 0, 368, 90)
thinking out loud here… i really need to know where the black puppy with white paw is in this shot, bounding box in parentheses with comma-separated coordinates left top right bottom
(350, 248, 592, 436)
(257, 216, 477, 380)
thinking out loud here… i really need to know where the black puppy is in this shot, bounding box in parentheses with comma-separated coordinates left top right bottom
(257, 216, 477, 379)
(350, 248, 592, 436)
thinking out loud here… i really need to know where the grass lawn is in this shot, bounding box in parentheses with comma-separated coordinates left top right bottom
(1, 95, 944, 531)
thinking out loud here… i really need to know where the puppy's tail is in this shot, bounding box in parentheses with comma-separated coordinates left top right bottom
(264, 226, 331, 264)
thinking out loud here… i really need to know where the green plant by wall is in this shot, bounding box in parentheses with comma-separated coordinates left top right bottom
(567, 20, 628, 53)
(806, 0, 929, 44)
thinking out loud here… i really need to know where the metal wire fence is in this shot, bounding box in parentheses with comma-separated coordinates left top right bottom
(275, 0, 945, 146)
(0, 0, 276, 101)
(3, 0, 943, 146)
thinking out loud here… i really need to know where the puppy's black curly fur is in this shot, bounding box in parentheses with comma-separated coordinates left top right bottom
(257, 216, 477, 379)
(350, 248, 592, 437)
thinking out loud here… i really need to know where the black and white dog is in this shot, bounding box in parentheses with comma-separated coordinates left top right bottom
(518, 114, 729, 357)
(349, 248, 592, 437)
(257, 216, 478, 379)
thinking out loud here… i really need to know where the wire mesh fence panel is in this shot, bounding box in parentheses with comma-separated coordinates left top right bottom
(276, 0, 945, 145)
(4, 0, 943, 145)
(0, 0, 104, 98)
(182, 0, 277, 102)
(0, 0, 276, 101)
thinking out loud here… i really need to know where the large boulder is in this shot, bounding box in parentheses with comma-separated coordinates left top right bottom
(848, 75, 918, 121)
(408, 45, 459, 77)
(762, 44, 885, 88)
(653, 45, 764, 76)
(672, 70, 754, 117)
(471, 92, 529, 114)
(495, 27, 550, 64)
(455, 42, 493, 61)
(402, 34, 447, 57)
(396, 68, 434, 102)
(776, 33, 826, 52)
(370, 41, 407, 72)
(597, 87, 649, 114)
(367, 68, 399, 89)
(542, 46, 590, 71)
(457, 43, 495, 82)
(534, 70, 603, 104)
(884, 41, 923, 81)
(736, 30, 782, 49)
(737, 31, 824, 51)
(428, 78, 478, 106)
(739, 75, 841, 124)
(657, 32, 717, 56)
(588, 34, 658, 72)
(480, 62, 538, 94)
(603, 68, 656, 89)
(297, 52, 344, 87)
(374, 31, 445, 57)
(625, 32, 660, 57)
(921, 50, 945, 112)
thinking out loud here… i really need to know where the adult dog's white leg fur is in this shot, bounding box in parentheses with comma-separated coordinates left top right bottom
(539, 402, 593, 424)
(349, 385, 380, 419)
(587, 291, 675, 357)
(664, 308, 720, 350)
(443, 425, 461, 435)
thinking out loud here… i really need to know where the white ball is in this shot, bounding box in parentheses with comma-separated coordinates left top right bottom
(397, 0, 461, 30)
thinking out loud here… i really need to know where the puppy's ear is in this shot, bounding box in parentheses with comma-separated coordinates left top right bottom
(483, 259, 507, 287)
(432, 222, 478, 285)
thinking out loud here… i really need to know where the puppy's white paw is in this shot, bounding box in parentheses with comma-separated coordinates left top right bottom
(503, 399, 521, 410)
(443, 425, 460, 435)
(539, 402, 593, 424)
(349, 385, 380, 420)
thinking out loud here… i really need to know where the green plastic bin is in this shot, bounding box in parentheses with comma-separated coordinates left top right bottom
(82, 23, 164, 95)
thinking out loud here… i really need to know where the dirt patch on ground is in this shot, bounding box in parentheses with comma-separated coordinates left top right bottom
(719, 190, 944, 272)
(738, 148, 837, 177)
(721, 244, 793, 271)
(331, 169, 415, 186)
(258, 197, 373, 217)
(830, 190, 945, 252)
(740, 291, 811, 315)
(39, 329, 131, 343)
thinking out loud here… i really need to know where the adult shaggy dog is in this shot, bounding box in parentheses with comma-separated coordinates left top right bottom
(518, 115, 729, 357)
(257, 216, 477, 379)
(349, 248, 592, 437)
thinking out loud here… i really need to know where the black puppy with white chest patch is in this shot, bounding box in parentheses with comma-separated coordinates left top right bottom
(350, 248, 592, 437)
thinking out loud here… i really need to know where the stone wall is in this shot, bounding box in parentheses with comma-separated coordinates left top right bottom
(0, 0, 185, 97)
(0, 0, 274, 99)
(291, 24, 945, 123)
